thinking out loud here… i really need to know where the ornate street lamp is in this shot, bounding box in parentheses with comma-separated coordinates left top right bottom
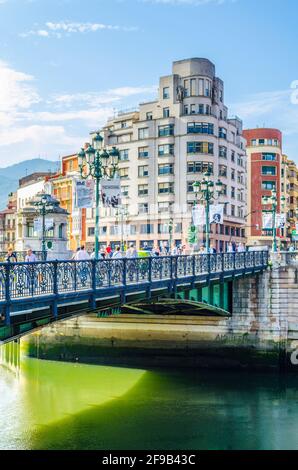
(192, 172, 223, 253)
(78, 133, 120, 260)
(263, 190, 286, 252)
(31, 194, 56, 261)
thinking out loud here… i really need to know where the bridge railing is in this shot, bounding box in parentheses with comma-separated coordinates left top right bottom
(0, 251, 268, 325)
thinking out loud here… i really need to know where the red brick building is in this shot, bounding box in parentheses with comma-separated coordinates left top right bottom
(243, 128, 287, 248)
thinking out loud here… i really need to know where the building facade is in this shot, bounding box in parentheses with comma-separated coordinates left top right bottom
(243, 128, 289, 248)
(86, 58, 247, 252)
(0, 192, 17, 252)
(50, 153, 87, 252)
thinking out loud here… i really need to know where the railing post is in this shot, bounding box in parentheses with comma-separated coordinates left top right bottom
(4, 262, 11, 326)
(233, 252, 236, 271)
(52, 261, 58, 318)
(147, 257, 152, 299)
(89, 259, 97, 310)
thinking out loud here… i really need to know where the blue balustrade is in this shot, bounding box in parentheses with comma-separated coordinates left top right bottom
(0, 251, 268, 327)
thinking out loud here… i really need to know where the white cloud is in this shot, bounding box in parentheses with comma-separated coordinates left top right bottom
(0, 59, 156, 165)
(0, 60, 40, 112)
(20, 21, 138, 38)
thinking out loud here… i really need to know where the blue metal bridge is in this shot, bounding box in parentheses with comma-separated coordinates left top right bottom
(0, 251, 268, 343)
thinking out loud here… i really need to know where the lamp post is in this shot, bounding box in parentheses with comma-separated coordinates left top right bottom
(193, 172, 223, 253)
(31, 194, 55, 261)
(78, 133, 120, 260)
(263, 189, 286, 253)
(116, 206, 129, 252)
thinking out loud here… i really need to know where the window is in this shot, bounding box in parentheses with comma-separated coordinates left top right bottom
(138, 203, 148, 214)
(198, 104, 204, 115)
(219, 127, 227, 139)
(184, 80, 189, 97)
(119, 167, 129, 179)
(187, 181, 195, 193)
(159, 124, 174, 137)
(119, 149, 129, 161)
(262, 153, 277, 161)
(163, 87, 170, 99)
(219, 165, 227, 177)
(231, 205, 235, 216)
(190, 104, 196, 114)
(231, 169, 235, 180)
(138, 127, 149, 139)
(158, 223, 169, 234)
(88, 227, 95, 236)
(222, 184, 227, 196)
(121, 186, 129, 197)
(187, 142, 214, 155)
(158, 182, 174, 194)
(58, 224, 64, 238)
(190, 78, 196, 96)
(219, 146, 227, 158)
(138, 147, 149, 159)
(158, 144, 174, 156)
(121, 121, 128, 128)
(198, 79, 204, 95)
(138, 184, 148, 196)
(187, 122, 214, 135)
(138, 165, 149, 177)
(163, 107, 170, 118)
(187, 162, 213, 174)
(146, 112, 153, 120)
(110, 225, 119, 236)
(262, 166, 276, 176)
(231, 187, 235, 199)
(175, 223, 182, 233)
(251, 139, 257, 146)
(231, 150, 235, 162)
(205, 80, 211, 97)
(140, 224, 154, 234)
(262, 181, 276, 190)
(184, 105, 189, 115)
(158, 202, 171, 213)
(158, 163, 174, 175)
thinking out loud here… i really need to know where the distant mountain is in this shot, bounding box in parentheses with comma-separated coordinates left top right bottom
(0, 158, 60, 210)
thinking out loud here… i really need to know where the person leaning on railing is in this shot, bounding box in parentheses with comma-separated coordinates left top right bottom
(6, 248, 17, 263)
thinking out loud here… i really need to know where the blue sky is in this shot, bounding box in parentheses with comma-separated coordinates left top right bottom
(0, 0, 298, 165)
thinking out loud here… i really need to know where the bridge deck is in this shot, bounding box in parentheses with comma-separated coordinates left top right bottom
(0, 252, 268, 343)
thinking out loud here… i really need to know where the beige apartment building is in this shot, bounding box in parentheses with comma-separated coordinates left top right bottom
(86, 58, 247, 252)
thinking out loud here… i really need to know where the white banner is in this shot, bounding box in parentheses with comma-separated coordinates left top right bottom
(34, 217, 42, 233)
(209, 204, 224, 224)
(275, 213, 286, 229)
(75, 180, 94, 209)
(45, 218, 54, 231)
(101, 178, 121, 208)
(262, 213, 273, 230)
(296, 222, 298, 232)
(192, 205, 205, 226)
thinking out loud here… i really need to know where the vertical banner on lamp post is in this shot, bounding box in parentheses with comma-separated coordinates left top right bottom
(262, 213, 273, 230)
(45, 218, 54, 231)
(209, 204, 224, 224)
(275, 213, 286, 229)
(75, 180, 95, 209)
(192, 205, 205, 226)
(34, 218, 42, 233)
(101, 178, 121, 208)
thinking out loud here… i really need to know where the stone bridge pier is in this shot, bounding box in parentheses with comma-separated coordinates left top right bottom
(21, 254, 298, 372)
(231, 253, 298, 371)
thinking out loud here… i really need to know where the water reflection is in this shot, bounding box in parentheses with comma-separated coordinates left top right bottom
(1, 345, 298, 450)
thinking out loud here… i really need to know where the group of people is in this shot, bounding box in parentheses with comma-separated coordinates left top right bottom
(71, 244, 139, 260)
(5, 248, 37, 263)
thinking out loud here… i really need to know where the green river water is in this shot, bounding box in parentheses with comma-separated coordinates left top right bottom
(1, 349, 298, 450)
